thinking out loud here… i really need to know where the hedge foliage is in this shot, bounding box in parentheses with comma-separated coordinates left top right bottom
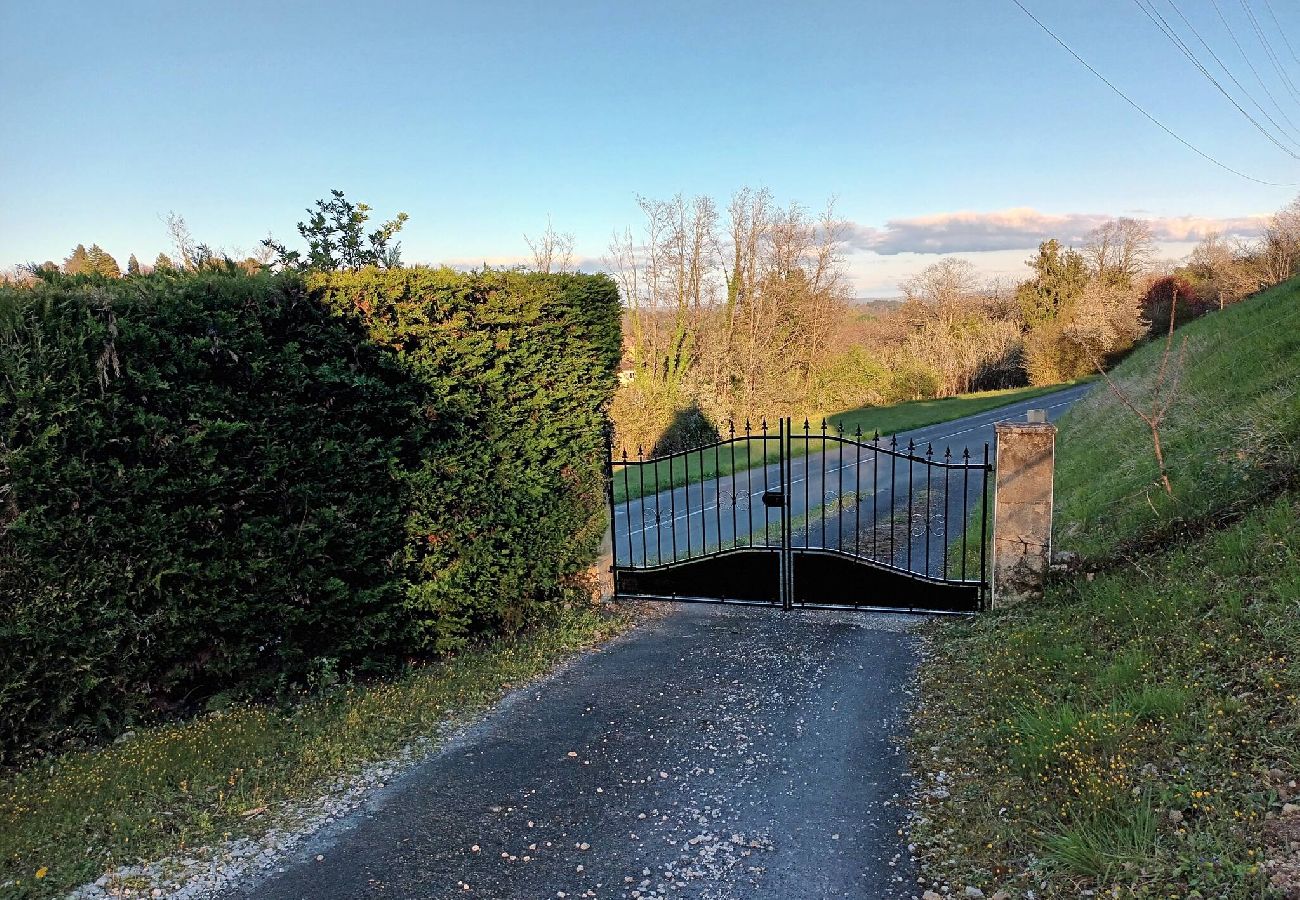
(0, 268, 620, 763)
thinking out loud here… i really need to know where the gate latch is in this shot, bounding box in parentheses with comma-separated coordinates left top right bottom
(761, 489, 784, 508)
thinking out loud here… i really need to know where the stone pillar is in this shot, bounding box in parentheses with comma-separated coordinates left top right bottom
(991, 421, 1056, 608)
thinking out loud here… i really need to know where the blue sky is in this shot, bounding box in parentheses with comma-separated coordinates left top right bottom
(2, 0, 1298, 294)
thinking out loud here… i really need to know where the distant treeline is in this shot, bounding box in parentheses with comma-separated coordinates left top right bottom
(607, 190, 1300, 455)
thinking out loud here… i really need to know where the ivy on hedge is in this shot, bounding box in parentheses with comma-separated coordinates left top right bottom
(0, 268, 620, 763)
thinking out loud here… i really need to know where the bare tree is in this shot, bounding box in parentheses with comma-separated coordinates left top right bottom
(1084, 217, 1155, 285)
(164, 212, 196, 271)
(1094, 290, 1186, 497)
(1259, 194, 1300, 286)
(524, 216, 576, 274)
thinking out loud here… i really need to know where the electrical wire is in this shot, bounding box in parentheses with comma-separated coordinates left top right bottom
(1006, 0, 1296, 185)
(1158, 0, 1300, 146)
(1210, 0, 1300, 131)
(1239, 0, 1300, 105)
(1132, 0, 1300, 158)
(1261, 0, 1300, 69)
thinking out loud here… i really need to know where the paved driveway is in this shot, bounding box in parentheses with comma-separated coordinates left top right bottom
(226, 605, 922, 900)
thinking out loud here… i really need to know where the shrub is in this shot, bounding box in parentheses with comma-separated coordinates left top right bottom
(1141, 274, 1213, 334)
(308, 268, 621, 650)
(0, 268, 621, 763)
(0, 273, 415, 761)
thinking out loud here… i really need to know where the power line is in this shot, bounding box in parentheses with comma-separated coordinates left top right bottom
(1158, 0, 1300, 147)
(1132, 0, 1300, 158)
(1239, 0, 1300, 105)
(1261, 0, 1300, 69)
(1210, 0, 1300, 132)
(1006, 0, 1296, 186)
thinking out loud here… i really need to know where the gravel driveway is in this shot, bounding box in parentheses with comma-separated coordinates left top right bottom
(224, 604, 922, 900)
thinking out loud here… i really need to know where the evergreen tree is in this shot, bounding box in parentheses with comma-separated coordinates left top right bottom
(63, 244, 91, 275)
(154, 253, 174, 273)
(126, 253, 141, 276)
(87, 245, 122, 278)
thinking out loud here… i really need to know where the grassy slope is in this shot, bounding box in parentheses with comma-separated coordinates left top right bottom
(1054, 281, 1299, 558)
(911, 280, 1300, 898)
(0, 606, 635, 899)
(613, 381, 1088, 503)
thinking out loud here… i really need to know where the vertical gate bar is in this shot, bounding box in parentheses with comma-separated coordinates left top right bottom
(745, 420, 753, 548)
(803, 419, 811, 549)
(606, 432, 619, 579)
(729, 421, 737, 551)
(621, 448, 632, 567)
(668, 448, 678, 564)
(980, 442, 990, 607)
(653, 448, 663, 565)
(854, 426, 862, 558)
(907, 439, 915, 573)
(888, 435, 897, 565)
(783, 417, 793, 610)
(683, 446, 693, 557)
(942, 448, 951, 582)
(924, 443, 933, 578)
(836, 423, 845, 552)
(820, 419, 827, 549)
(777, 417, 786, 609)
(871, 432, 879, 561)
(762, 420, 771, 547)
(714, 437, 723, 551)
(961, 448, 970, 582)
(638, 448, 648, 566)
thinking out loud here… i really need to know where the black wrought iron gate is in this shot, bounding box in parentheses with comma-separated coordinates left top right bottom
(607, 418, 991, 613)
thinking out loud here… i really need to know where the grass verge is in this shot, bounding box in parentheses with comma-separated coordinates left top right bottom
(911, 491, 1300, 898)
(0, 603, 636, 899)
(825, 379, 1093, 439)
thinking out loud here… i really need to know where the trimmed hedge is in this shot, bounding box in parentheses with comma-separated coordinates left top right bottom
(0, 268, 620, 763)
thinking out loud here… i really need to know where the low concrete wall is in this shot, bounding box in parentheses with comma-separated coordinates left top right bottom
(991, 421, 1056, 608)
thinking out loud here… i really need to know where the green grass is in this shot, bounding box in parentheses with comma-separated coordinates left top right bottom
(825, 379, 1094, 439)
(612, 437, 773, 503)
(1054, 278, 1300, 560)
(912, 492, 1300, 898)
(0, 604, 635, 899)
(613, 380, 1092, 503)
(911, 280, 1300, 898)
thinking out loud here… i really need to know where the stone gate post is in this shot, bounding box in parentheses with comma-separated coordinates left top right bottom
(991, 419, 1057, 608)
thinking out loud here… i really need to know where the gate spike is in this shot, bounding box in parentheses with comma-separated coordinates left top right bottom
(744, 419, 751, 435)
(621, 448, 628, 462)
(761, 418, 768, 433)
(803, 418, 810, 432)
(889, 433, 896, 450)
(907, 438, 915, 453)
(820, 418, 827, 435)
(728, 419, 735, 437)
(926, 443, 933, 459)
(637, 444, 644, 460)
(854, 424, 862, 439)
(963, 447, 970, 461)
(944, 446, 952, 463)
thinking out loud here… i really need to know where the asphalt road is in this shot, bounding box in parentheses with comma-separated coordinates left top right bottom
(613, 381, 1096, 577)
(224, 605, 923, 900)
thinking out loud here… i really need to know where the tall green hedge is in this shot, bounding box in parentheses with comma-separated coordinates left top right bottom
(0, 268, 620, 763)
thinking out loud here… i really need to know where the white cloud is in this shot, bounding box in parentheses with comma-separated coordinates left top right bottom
(843, 207, 1267, 256)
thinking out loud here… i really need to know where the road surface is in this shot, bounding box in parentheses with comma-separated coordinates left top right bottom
(225, 605, 923, 900)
